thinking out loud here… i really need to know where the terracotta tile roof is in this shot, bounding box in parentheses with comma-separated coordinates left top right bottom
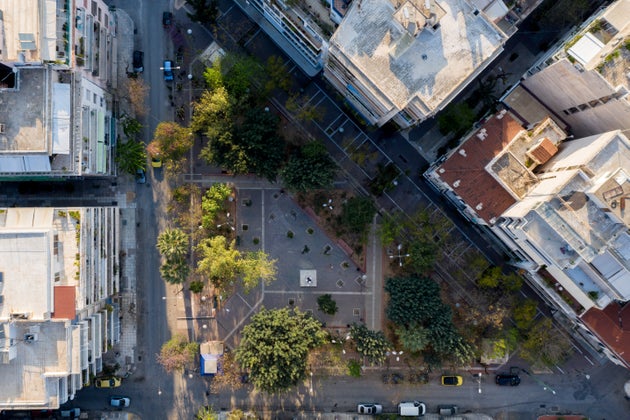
(53, 286, 76, 320)
(581, 302, 630, 368)
(527, 137, 558, 165)
(437, 111, 524, 223)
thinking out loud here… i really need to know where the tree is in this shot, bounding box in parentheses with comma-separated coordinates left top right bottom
(520, 318, 572, 367)
(157, 228, 189, 260)
(281, 142, 337, 192)
(236, 308, 326, 393)
(196, 406, 219, 420)
(115, 139, 146, 174)
(239, 250, 277, 292)
(196, 236, 241, 291)
(151, 121, 193, 162)
(437, 102, 475, 136)
(201, 183, 232, 229)
(265, 55, 291, 93)
(405, 238, 437, 274)
(192, 86, 232, 136)
(478, 266, 502, 288)
(159, 258, 190, 284)
(513, 299, 538, 331)
(349, 323, 391, 365)
(396, 323, 430, 353)
(502, 272, 523, 292)
(209, 351, 244, 393)
(317, 294, 338, 315)
(221, 53, 265, 99)
(124, 77, 149, 117)
(340, 197, 375, 235)
(187, 0, 219, 25)
(157, 335, 199, 373)
(189, 280, 205, 293)
(121, 117, 142, 137)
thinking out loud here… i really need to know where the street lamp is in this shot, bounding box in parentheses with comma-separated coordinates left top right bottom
(322, 198, 333, 211)
(309, 371, 313, 394)
(389, 244, 410, 267)
(217, 212, 235, 231)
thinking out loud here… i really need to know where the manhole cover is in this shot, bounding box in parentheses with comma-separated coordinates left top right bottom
(336, 279, 344, 288)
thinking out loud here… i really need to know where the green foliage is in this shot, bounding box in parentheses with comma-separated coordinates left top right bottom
(406, 238, 437, 275)
(222, 54, 265, 99)
(115, 139, 147, 174)
(437, 102, 475, 136)
(478, 266, 502, 288)
(151, 121, 193, 162)
(396, 323, 430, 353)
(281, 142, 337, 192)
(317, 294, 339, 315)
(513, 299, 538, 331)
(121, 117, 142, 137)
(265, 55, 291, 93)
(191, 86, 232, 135)
(502, 272, 523, 292)
(189, 280, 205, 294)
(520, 318, 572, 367)
(347, 360, 361, 377)
(159, 258, 190, 284)
(157, 228, 190, 284)
(369, 163, 401, 196)
(385, 277, 474, 365)
(236, 308, 326, 393)
(196, 406, 219, 420)
(196, 236, 277, 293)
(349, 323, 391, 365)
(340, 197, 375, 235)
(201, 183, 232, 228)
(157, 335, 199, 373)
(378, 213, 403, 246)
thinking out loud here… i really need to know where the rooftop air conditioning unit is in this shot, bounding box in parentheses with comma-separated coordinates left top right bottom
(24, 333, 38, 343)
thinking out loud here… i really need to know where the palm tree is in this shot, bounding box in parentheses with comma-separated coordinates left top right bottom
(115, 139, 147, 174)
(157, 228, 189, 259)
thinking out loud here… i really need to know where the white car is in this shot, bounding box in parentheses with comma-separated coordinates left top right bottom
(357, 403, 383, 414)
(110, 396, 131, 407)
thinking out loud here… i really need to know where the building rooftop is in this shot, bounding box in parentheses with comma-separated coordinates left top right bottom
(0, 0, 57, 62)
(582, 301, 630, 368)
(0, 320, 71, 408)
(328, 0, 506, 112)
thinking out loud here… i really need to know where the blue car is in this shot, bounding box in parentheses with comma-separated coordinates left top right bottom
(163, 60, 174, 81)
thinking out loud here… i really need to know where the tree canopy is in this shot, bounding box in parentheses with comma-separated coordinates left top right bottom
(349, 323, 391, 365)
(281, 142, 337, 192)
(385, 276, 474, 364)
(236, 308, 326, 393)
(520, 318, 572, 367)
(157, 335, 199, 373)
(340, 197, 375, 235)
(201, 183, 232, 229)
(151, 121, 193, 163)
(187, 0, 219, 25)
(157, 228, 190, 284)
(115, 139, 146, 174)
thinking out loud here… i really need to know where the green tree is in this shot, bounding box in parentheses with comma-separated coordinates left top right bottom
(192, 86, 232, 136)
(405, 238, 437, 274)
(520, 318, 572, 367)
(221, 53, 265, 99)
(265, 55, 291, 93)
(121, 117, 142, 137)
(437, 102, 475, 136)
(156, 228, 189, 260)
(157, 335, 199, 373)
(502, 272, 523, 292)
(189, 280, 205, 293)
(281, 142, 337, 192)
(151, 121, 193, 162)
(317, 294, 338, 315)
(340, 197, 375, 235)
(396, 323, 430, 353)
(349, 323, 391, 365)
(115, 139, 147, 174)
(239, 250, 277, 292)
(196, 406, 219, 420)
(513, 299, 538, 331)
(478, 266, 502, 288)
(159, 258, 190, 284)
(201, 183, 232, 228)
(196, 236, 241, 291)
(236, 308, 326, 393)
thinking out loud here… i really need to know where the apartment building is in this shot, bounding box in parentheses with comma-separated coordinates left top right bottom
(0, 207, 121, 410)
(323, 0, 507, 128)
(0, 0, 117, 178)
(426, 108, 630, 368)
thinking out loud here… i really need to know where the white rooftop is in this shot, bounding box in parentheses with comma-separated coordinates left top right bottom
(0, 0, 57, 62)
(567, 32, 604, 66)
(329, 0, 506, 110)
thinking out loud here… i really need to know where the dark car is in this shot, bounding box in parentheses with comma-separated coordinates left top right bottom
(132, 50, 143, 73)
(495, 373, 521, 386)
(135, 168, 146, 184)
(162, 12, 172, 27)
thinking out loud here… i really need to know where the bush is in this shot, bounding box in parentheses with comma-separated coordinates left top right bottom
(347, 360, 361, 377)
(317, 294, 338, 315)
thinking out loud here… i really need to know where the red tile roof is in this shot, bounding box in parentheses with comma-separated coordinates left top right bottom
(437, 111, 524, 223)
(581, 302, 630, 368)
(53, 286, 76, 320)
(527, 137, 558, 165)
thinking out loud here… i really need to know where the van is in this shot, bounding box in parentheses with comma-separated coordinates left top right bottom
(438, 405, 458, 415)
(398, 401, 426, 416)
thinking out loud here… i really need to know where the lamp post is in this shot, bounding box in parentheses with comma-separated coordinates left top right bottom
(389, 244, 410, 267)
(217, 212, 235, 231)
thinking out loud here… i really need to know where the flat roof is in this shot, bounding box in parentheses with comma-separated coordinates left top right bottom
(567, 32, 604, 66)
(0, 0, 57, 62)
(328, 0, 506, 111)
(0, 67, 48, 153)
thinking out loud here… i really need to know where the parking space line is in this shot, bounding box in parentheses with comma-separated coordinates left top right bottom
(324, 114, 345, 133)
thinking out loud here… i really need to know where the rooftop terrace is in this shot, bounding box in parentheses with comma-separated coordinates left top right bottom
(328, 0, 506, 110)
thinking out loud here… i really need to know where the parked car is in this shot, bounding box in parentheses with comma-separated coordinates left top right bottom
(438, 405, 458, 415)
(357, 403, 383, 414)
(135, 168, 146, 184)
(94, 377, 121, 388)
(163, 60, 174, 81)
(132, 50, 144, 73)
(59, 408, 81, 418)
(110, 396, 131, 407)
(441, 375, 463, 386)
(495, 373, 521, 386)
(398, 401, 426, 416)
(162, 11, 172, 27)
